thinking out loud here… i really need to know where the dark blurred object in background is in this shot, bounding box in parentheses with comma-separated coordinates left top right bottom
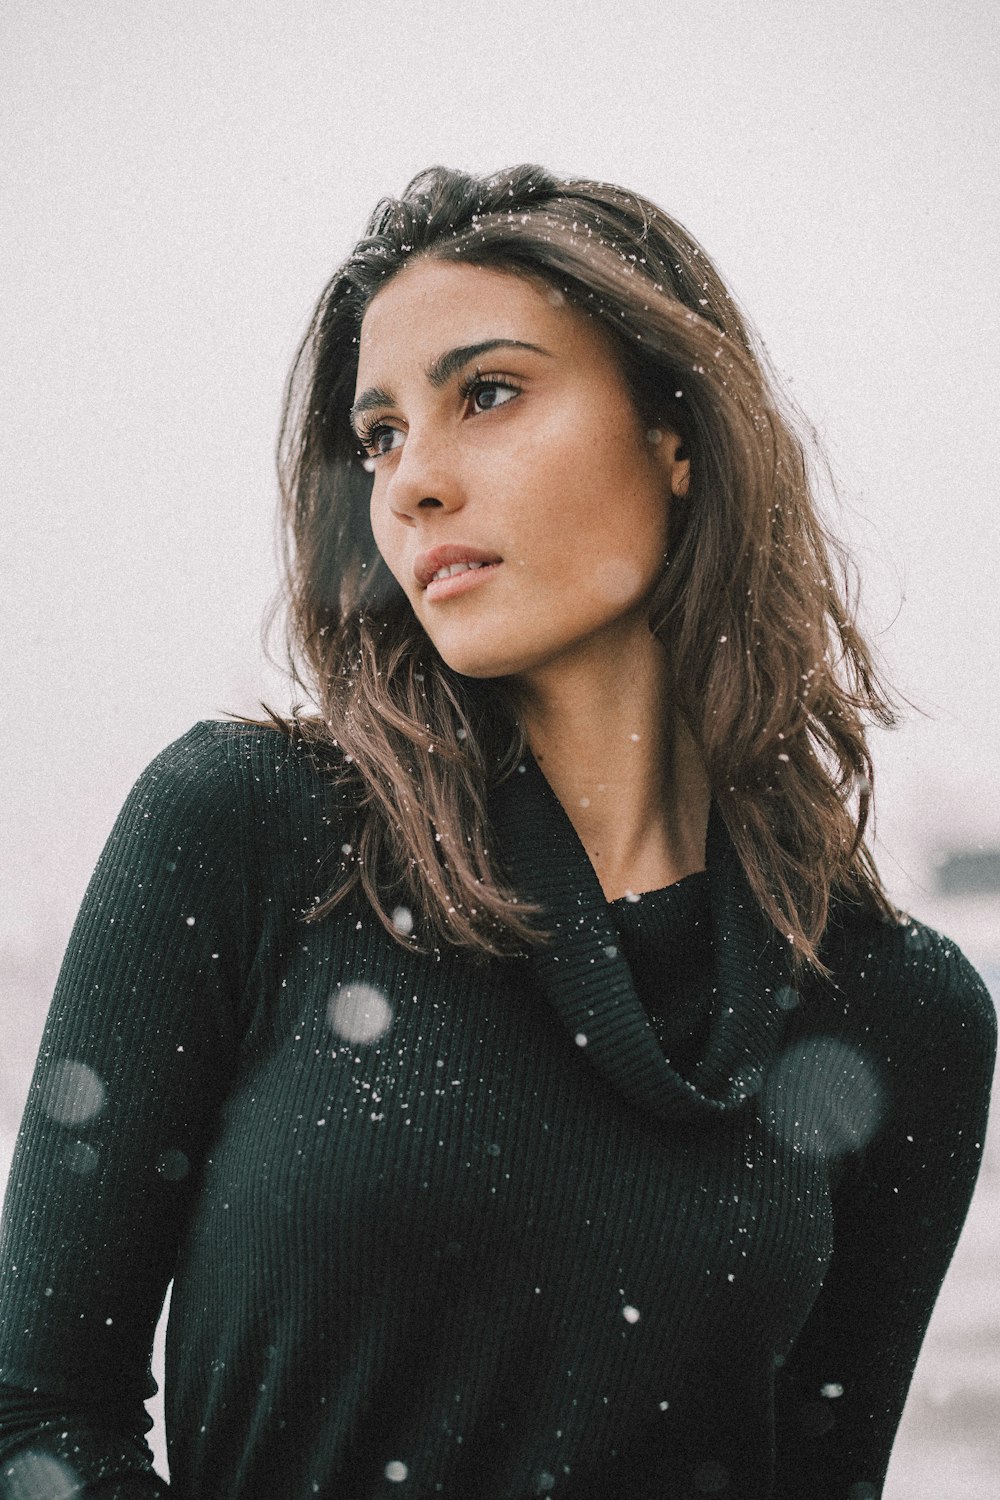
(936, 850, 1000, 897)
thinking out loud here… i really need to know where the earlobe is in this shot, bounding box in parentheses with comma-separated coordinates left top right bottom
(672, 454, 691, 498)
(647, 426, 690, 497)
(654, 428, 691, 498)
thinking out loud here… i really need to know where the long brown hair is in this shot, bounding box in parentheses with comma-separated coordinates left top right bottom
(265, 163, 899, 972)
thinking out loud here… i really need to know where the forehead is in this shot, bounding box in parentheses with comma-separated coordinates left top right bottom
(355, 259, 594, 387)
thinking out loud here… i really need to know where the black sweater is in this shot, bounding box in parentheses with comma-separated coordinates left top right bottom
(0, 720, 994, 1499)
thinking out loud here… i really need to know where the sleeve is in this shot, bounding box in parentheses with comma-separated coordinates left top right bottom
(0, 723, 252, 1497)
(772, 935, 997, 1499)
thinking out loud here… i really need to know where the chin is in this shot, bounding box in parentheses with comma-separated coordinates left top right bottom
(426, 631, 536, 682)
(435, 652, 525, 682)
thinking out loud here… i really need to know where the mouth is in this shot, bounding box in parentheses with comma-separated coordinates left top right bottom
(414, 543, 504, 590)
(424, 560, 503, 602)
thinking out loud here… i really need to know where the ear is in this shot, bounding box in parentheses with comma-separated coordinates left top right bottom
(648, 427, 690, 498)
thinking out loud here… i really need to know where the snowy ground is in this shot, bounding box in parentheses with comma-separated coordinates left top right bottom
(3, 959, 999, 1496)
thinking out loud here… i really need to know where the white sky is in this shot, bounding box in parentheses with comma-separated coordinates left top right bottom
(2, 0, 999, 963)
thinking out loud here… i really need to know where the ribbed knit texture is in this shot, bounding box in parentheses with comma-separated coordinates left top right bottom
(607, 872, 713, 1081)
(0, 720, 994, 1500)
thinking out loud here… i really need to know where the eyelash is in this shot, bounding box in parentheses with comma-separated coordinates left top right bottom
(355, 370, 523, 459)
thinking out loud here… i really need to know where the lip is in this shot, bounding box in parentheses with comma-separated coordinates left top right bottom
(414, 543, 504, 589)
(424, 561, 502, 602)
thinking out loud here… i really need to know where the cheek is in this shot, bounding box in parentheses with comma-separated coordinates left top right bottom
(536, 389, 654, 503)
(590, 555, 653, 610)
(369, 493, 399, 575)
(529, 414, 665, 549)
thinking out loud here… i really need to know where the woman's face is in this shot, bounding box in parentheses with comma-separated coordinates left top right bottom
(353, 258, 689, 685)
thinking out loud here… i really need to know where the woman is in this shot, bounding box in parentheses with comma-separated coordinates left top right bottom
(0, 165, 994, 1499)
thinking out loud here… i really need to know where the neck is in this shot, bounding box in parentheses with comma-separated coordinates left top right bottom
(512, 632, 711, 902)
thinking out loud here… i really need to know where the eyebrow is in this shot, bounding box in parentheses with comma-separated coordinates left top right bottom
(349, 338, 551, 432)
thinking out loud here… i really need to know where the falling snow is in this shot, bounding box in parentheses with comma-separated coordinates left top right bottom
(0, 1449, 81, 1500)
(63, 1140, 99, 1176)
(157, 1149, 190, 1182)
(42, 1060, 106, 1127)
(763, 1038, 885, 1158)
(327, 982, 393, 1044)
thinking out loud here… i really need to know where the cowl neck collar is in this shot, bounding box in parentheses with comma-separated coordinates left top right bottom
(487, 747, 794, 1125)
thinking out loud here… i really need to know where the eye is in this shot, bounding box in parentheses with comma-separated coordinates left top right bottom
(354, 371, 521, 463)
(356, 420, 404, 460)
(460, 372, 522, 414)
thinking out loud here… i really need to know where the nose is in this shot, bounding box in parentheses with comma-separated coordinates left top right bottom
(382, 425, 465, 524)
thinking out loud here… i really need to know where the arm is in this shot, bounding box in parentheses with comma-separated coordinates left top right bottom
(772, 935, 996, 1498)
(0, 724, 250, 1496)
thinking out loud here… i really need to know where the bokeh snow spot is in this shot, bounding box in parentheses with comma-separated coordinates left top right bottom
(2, 1449, 81, 1500)
(63, 1140, 99, 1176)
(622, 1304, 641, 1324)
(328, 983, 393, 1044)
(762, 1038, 885, 1159)
(593, 557, 643, 606)
(42, 1060, 106, 1127)
(157, 1149, 190, 1182)
(384, 1460, 408, 1482)
(391, 906, 414, 936)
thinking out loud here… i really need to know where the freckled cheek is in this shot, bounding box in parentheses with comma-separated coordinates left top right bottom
(543, 465, 667, 611)
(498, 451, 640, 576)
(534, 406, 611, 472)
(369, 497, 404, 578)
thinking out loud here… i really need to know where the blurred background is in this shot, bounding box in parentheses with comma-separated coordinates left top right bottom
(2, 1, 997, 1492)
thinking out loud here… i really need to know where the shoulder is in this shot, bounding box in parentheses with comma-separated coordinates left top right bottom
(815, 899, 997, 1074)
(133, 717, 350, 818)
(118, 718, 355, 894)
(141, 715, 335, 780)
